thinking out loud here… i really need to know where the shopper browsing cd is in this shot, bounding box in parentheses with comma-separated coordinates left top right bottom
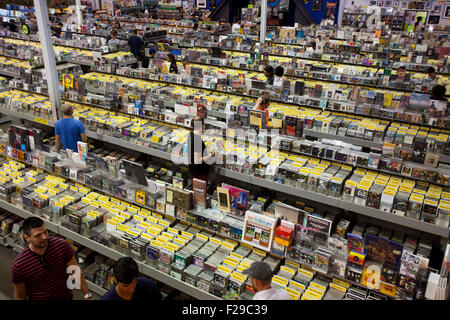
(55, 103, 87, 153)
(253, 95, 270, 127)
(243, 262, 291, 300)
(187, 116, 215, 185)
(244, 261, 291, 300)
(166, 53, 178, 74)
(102, 257, 161, 301)
(127, 29, 144, 68)
(264, 65, 275, 86)
(108, 29, 121, 46)
(11, 217, 92, 300)
(274, 65, 285, 87)
(426, 67, 438, 86)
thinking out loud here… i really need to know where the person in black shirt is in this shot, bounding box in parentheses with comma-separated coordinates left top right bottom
(166, 53, 178, 74)
(102, 257, 161, 301)
(187, 116, 215, 184)
(7, 19, 17, 32)
(127, 29, 143, 68)
(264, 65, 274, 86)
(431, 85, 448, 101)
(51, 22, 63, 38)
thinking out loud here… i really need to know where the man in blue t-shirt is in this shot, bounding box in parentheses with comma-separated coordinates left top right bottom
(102, 257, 161, 301)
(54, 103, 87, 153)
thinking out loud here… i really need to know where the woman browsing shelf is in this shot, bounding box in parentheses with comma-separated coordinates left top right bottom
(187, 116, 215, 185)
(264, 65, 275, 86)
(166, 53, 178, 74)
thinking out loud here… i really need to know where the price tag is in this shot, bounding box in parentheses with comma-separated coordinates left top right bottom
(196, 234, 209, 241)
(117, 224, 130, 232)
(285, 287, 301, 300)
(181, 231, 193, 239)
(210, 237, 222, 245)
(272, 275, 288, 287)
(290, 280, 306, 291)
(218, 265, 232, 275)
(230, 272, 246, 283)
(141, 233, 154, 241)
(230, 252, 243, 260)
(178, 235, 189, 242)
(167, 227, 178, 235)
(158, 220, 170, 228)
(79, 187, 89, 194)
(34, 117, 49, 125)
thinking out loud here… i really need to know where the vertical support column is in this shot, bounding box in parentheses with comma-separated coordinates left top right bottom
(260, 0, 267, 45)
(337, 0, 346, 27)
(33, 0, 62, 121)
(76, 0, 83, 28)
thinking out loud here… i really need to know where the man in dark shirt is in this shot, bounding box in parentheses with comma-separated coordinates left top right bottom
(7, 19, 17, 32)
(11, 217, 91, 300)
(187, 116, 215, 185)
(102, 257, 161, 301)
(127, 29, 143, 68)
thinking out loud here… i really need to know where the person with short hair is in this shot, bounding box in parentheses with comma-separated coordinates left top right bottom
(274, 65, 285, 86)
(243, 261, 291, 300)
(55, 103, 87, 153)
(264, 65, 275, 86)
(187, 116, 215, 185)
(431, 84, 448, 101)
(11, 217, 91, 300)
(127, 29, 144, 68)
(7, 18, 17, 32)
(108, 29, 121, 46)
(274, 65, 284, 78)
(426, 66, 438, 85)
(102, 257, 161, 300)
(166, 53, 178, 74)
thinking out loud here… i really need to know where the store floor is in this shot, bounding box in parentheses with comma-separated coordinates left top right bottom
(0, 245, 101, 300)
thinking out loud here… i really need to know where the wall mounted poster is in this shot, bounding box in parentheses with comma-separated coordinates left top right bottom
(325, 2, 337, 21)
(242, 211, 277, 252)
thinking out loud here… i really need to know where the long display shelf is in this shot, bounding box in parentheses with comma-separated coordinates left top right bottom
(10, 150, 243, 244)
(0, 198, 60, 234)
(179, 44, 448, 76)
(18, 85, 450, 170)
(217, 167, 450, 238)
(2, 106, 449, 238)
(168, 56, 428, 95)
(0, 197, 220, 300)
(89, 69, 449, 131)
(0, 70, 21, 77)
(302, 129, 383, 149)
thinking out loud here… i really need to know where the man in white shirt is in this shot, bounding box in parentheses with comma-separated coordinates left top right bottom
(243, 261, 291, 300)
